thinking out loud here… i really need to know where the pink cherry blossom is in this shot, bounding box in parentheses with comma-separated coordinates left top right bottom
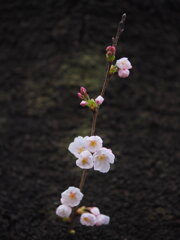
(118, 69, 130, 78)
(96, 214, 110, 226)
(89, 207, 100, 216)
(68, 136, 86, 158)
(93, 147, 115, 173)
(61, 186, 83, 207)
(116, 57, 132, 70)
(76, 150, 93, 169)
(56, 204, 72, 218)
(84, 136, 103, 153)
(80, 213, 96, 226)
(95, 96, 104, 105)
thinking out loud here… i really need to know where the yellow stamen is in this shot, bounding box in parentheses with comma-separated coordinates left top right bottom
(98, 154, 106, 161)
(81, 158, 88, 165)
(89, 140, 97, 147)
(83, 217, 90, 223)
(69, 192, 76, 199)
(78, 147, 85, 153)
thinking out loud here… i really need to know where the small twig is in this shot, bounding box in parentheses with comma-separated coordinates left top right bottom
(101, 63, 111, 97)
(112, 13, 126, 48)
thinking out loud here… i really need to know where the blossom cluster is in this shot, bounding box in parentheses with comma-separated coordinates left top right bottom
(68, 136, 115, 173)
(55, 28, 132, 232)
(56, 186, 83, 218)
(80, 207, 110, 226)
(77, 87, 104, 110)
(116, 57, 132, 78)
(56, 187, 110, 227)
(106, 45, 132, 78)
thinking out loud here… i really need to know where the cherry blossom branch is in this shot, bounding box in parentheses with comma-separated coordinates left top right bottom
(67, 15, 127, 232)
(56, 13, 133, 234)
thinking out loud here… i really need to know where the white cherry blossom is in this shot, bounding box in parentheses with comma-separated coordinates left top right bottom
(60, 186, 83, 207)
(95, 96, 104, 105)
(89, 207, 100, 216)
(93, 147, 115, 173)
(96, 214, 110, 226)
(84, 136, 103, 153)
(56, 204, 72, 218)
(80, 213, 96, 226)
(116, 57, 132, 70)
(68, 136, 86, 158)
(76, 150, 93, 169)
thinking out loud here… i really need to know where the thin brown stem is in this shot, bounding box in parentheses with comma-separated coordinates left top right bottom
(112, 13, 126, 48)
(78, 110, 98, 194)
(68, 110, 99, 232)
(101, 63, 112, 97)
(79, 169, 87, 192)
(91, 110, 98, 135)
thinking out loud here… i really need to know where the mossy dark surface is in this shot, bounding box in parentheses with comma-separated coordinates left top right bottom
(0, 1, 180, 239)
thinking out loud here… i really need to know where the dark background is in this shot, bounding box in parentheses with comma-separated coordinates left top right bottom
(0, 0, 180, 239)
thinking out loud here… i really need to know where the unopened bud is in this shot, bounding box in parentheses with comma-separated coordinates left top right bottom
(118, 69, 130, 78)
(68, 229, 76, 234)
(95, 96, 104, 105)
(77, 92, 83, 99)
(106, 46, 116, 55)
(80, 100, 87, 107)
(80, 87, 87, 95)
(77, 206, 87, 215)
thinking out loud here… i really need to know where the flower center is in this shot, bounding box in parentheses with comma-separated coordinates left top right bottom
(83, 217, 90, 223)
(78, 147, 85, 153)
(82, 158, 88, 165)
(69, 192, 76, 199)
(89, 140, 97, 147)
(98, 154, 106, 161)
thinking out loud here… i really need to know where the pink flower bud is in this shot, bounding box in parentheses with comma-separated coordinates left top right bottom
(77, 92, 83, 99)
(89, 207, 100, 216)
(96, 214, 110, 226)
(80, 87, 87, 95)
(80, 101, 87, 107)
(95, 96, 104, 105)
(118, 69, 130, 78)
(106, 46, 116, 55)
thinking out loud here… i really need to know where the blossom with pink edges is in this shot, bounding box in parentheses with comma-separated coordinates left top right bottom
(80, 100, 87, 107)
(56, 204, 72, 218)
(76, 150, 93, 169)
(95, 95, 104, 105)
(84, 136, 103, 153)
(96, 214, 110, 226)
(68, 136, 86, 158)
(61, 186, 83, 207)
(93, 147, 115, 173)
(116, 57, 132, 70)
(80, 213, 96, 226)
(89, 207, 100, 216)
(118, 69, 130, 78)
